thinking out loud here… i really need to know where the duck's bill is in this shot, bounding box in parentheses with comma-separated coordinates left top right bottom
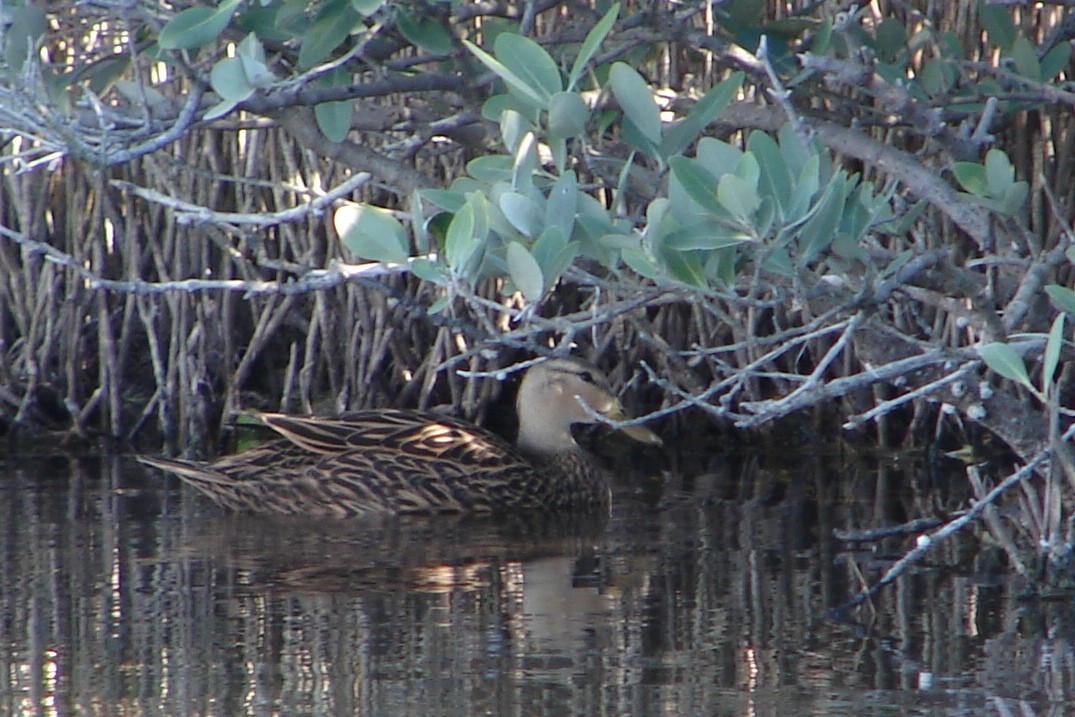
(619, 423, 663, 446)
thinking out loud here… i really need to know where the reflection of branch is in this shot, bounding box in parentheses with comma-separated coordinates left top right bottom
(834, 430, 1066, 617)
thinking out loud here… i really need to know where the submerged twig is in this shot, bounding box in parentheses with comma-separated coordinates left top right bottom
(832, 432, 1067, 618)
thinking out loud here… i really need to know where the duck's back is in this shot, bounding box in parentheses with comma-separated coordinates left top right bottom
(141, 410, 609, 517)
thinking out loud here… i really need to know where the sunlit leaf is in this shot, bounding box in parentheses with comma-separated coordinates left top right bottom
(334, 203, 410, 263)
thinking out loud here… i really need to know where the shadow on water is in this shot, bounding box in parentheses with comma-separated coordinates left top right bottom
(1, 449, 1073, 716)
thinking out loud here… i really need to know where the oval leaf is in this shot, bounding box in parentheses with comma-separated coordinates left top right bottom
(209, 57, 253, 102)
(1045, 284, 1075, 316)
(609, 63, 661, 146)
(499, 191, 543, 238)
(506, 242, 544, 301)
(548, 91, 589, 139)
(334, 203, 409, 263)
(159, 0, 240, 50)
(978, 342, 1033, 389)
(299, 4, 360, 68)
(464, 40, 545, 108)
(717, 174, 760, 219)
(494, 33, 562, 102)
(669, 156, 723, 216)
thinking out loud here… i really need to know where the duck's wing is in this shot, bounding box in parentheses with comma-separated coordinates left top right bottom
(259, 410, 525, 467)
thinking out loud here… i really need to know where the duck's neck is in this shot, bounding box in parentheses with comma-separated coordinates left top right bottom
(516, 422, 579, 456)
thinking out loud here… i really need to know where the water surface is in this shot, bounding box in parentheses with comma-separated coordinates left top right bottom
(0, 451, 1070, 716)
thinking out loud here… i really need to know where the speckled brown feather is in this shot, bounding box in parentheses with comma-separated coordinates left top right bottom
(138, 358, 661, 517)
(139, 410, 609, 516)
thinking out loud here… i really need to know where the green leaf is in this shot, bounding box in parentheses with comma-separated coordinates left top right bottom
(464, 40, 545, 108)
(314, 68, 353, 142)
(696, 137, 743, 178)
(978, 342, 1034, 390)
(797, 172, 849, 264)
(209, 57, 253, 102)
(661, 247, 707, 287)
(499, 191, 543, 237)
(1000, 182, 1029, 215)
(499, 109, 532, 154)
(494, 33, 562, 102)
(445, 193, 489, 273)
(985, 149, 1014, 195)
(545, 170, 578, 242)
(334, 203, 409, 263)
(567, 2, 619, 91)
(609, 63, 662, 146)
(1046, 284, 1075, 316)
(533, 227, 578, 288)
(1044, 313, 1065, 395)
(395, 7, 453, 54)
(420, 189, 465, 213)
(717, 175, 760, 219)
(506, 242, 544, 301)
(659, 72, 743, 158)
(669, 156, 723, 216)
(548, 91, 589, 139)
(353, 0, 385, 14)
(467, 155, 514, 183)
(874, 18, 906, 64)
(159, 0, 241, 50)
(952, 162, 988, 196)
(2, 6, 46, 71)
(979, 0, 1016, 50)
(409, 257, 446, 285)
(747, 131, 791, 211)
(1009, 35, 1040, 80)
(663, 221, 752, 250)
(622, 247, 661, 279)
(298, 3, 360, 68)
(1041, 42, 1071, 80)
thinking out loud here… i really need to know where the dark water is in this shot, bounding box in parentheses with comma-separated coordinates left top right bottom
(1, 450, 1071, 716)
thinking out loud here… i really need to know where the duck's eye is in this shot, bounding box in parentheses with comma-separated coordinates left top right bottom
(578, 370, 595, 383)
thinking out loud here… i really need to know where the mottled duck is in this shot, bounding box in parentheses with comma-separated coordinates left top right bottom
(138, 357, 662, 516)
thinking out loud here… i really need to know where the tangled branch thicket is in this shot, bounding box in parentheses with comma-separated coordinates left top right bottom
(3, 1, 1075, 577)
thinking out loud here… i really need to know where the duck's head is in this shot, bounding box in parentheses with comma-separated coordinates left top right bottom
(515, 357, 663, 454)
